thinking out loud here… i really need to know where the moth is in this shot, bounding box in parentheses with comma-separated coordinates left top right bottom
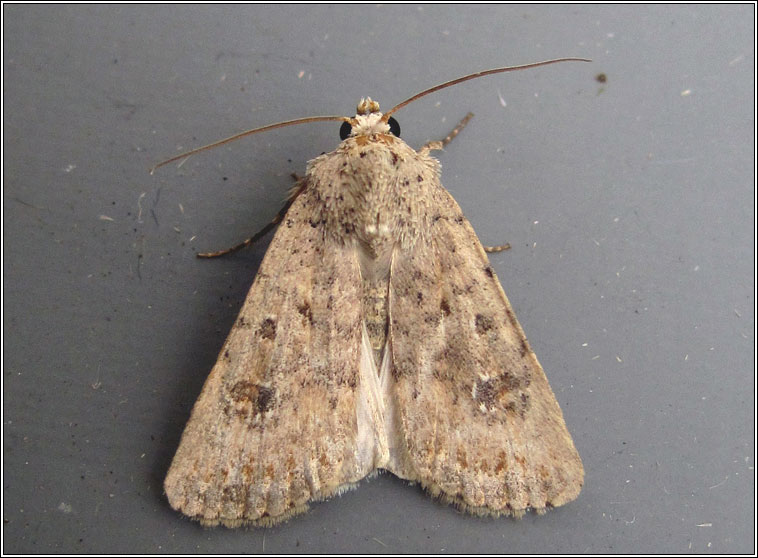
(155, 58, 588, 527)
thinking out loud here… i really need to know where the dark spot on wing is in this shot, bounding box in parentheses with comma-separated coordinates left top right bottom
(258, 317, 277, 340)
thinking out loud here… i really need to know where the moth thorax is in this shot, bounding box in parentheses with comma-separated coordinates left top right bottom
(357, 98, 381, 115)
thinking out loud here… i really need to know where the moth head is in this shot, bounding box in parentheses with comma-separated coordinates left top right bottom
(340, 98, 401, 140)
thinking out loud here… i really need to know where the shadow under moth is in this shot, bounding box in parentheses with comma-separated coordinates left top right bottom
(154, 58, 588, 527)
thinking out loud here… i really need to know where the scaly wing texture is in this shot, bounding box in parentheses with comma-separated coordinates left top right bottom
(386, 183, 583, 516)
(164, 185, 372, 527)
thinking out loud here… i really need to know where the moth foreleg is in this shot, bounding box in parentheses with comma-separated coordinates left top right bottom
(417, 113, 509, 254)
(197, 178, 307, 259)
(420, 112, 475, 154)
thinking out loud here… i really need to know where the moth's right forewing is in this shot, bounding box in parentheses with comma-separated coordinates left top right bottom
(386, 182, 583, 516)
(164, 183, 369, 527)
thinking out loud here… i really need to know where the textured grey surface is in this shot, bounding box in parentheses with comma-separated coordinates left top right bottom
(3, 4, 754, 554)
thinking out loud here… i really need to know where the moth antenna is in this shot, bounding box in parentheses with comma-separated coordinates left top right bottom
(150, 115, 351, 174)
(382, 57, 592, 120)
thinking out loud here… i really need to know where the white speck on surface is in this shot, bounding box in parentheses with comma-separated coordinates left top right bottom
(497, 89, 507, 107)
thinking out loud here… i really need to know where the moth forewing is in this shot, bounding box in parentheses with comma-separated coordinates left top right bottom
(164, 185, 371, 527)
(385, 185, 583, 514)
(162, 59, 587, 527)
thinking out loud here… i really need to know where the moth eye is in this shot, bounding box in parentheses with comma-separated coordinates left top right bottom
(339, 121, 352, 140)
(388, 116, 401, 137)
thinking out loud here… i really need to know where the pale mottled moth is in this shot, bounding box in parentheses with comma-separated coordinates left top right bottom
(153, 58, 589, 527)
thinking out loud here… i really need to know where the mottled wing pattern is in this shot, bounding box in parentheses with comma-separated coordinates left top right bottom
(164, 184, 368, 527)
(387, 183, 583, 516)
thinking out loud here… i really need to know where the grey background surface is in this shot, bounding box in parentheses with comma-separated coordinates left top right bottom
(3, 4, 754, 554)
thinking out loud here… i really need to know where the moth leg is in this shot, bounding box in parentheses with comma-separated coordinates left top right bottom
(197, 178, 307, 259)
(483, 243, 511, 254)
(419, 112, 510, 255)
(420, 112, 474, 154)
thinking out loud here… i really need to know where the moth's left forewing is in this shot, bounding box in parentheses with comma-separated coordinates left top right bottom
(386, 179, 583, 516)
(164, 183, 375, 527)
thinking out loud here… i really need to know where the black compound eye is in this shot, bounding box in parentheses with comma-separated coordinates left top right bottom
(339, 121, 352, 140)
(388, 116, 400, 137)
